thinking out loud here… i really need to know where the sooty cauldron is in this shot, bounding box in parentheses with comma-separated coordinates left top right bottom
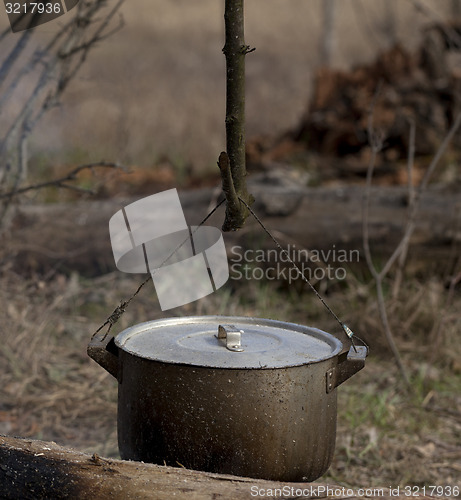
(88, 316, 367, 482)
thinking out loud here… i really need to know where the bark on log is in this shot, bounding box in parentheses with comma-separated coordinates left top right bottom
(0, 435, 452, 500)
(1, 183, 459, 276)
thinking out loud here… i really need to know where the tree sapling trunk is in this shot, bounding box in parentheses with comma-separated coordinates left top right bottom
(218, 0, 254, 232)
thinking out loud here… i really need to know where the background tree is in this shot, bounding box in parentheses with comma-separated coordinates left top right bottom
(0, 0, 124, 228)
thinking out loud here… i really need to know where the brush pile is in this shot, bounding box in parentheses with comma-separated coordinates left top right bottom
(247, 23, 461, 181)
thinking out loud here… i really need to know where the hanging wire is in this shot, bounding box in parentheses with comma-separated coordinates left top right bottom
(238, 197, 360, 352)
(93, 192, 368, 353)
(92, 198, 226, 340)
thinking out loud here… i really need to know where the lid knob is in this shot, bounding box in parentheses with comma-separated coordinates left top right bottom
(216, 324, 244, 352)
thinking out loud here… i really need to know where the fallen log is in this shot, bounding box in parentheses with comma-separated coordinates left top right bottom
(1, 183, 459, 277)
(0, 435, 452, 500)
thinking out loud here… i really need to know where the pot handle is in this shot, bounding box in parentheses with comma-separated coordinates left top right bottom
(326, 345, 368, 393)
(87, 331, 119, 379)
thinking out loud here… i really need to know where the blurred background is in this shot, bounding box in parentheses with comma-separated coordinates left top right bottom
(3, 0, 460, 170)
(0, 0, 460, 490)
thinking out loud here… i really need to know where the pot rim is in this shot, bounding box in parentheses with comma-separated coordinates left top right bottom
(113, 315, 343, 370)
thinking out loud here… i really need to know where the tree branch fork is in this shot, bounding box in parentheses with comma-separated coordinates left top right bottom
(218, 151, 254, 232)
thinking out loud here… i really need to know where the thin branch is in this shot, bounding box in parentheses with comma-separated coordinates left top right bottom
(0, 162, 129, 200)
(28, 2, 125, 140)
(362, 145, 379, 277)
(62, 9, 125, 59)
(406, 117, 416, 206)
(0, 24, 11, 45)
(0, 0, 125, 227)
(363, 81, 461, 386)
(363, 82, 384, 277)
(363, 85, 410, 386)
(418, 111, 461, 193)
(0, 29, 33, 88)
(392, 117, 416, 299)
(406, 0, 461, 48)
(0, 17, 73, 112)
(1, 0, 124, 151)
(379, 110, 461, 280)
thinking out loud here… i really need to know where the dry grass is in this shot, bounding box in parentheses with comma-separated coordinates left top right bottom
(0, 264, 460, 487)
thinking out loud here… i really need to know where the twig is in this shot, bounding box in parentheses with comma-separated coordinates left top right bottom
(363, 83, 461, 386)
(363, 85, 410, 386)
(0, 1, 125, 227)
(362, 82, 384, 275)
(62, 10, 125, 59)
(392, 117, 416, 299)
(0, 162, 129, 200)
(379, 110, 461, 280)
(390, 112, 461, 296)
(418, 111, 461, 193)
(406, 118, 416, 205)
(28, 1, 125, 135)
(406, 0, 461, 48)
(0, 21, 70, 113)
(0, 24, 11, 45)
(0, 29, 32, 88)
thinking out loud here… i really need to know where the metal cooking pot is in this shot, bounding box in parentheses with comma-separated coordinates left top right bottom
(88, 316, 367, 482)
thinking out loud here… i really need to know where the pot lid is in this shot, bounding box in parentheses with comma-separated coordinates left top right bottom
(115, 316, 343, 369)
